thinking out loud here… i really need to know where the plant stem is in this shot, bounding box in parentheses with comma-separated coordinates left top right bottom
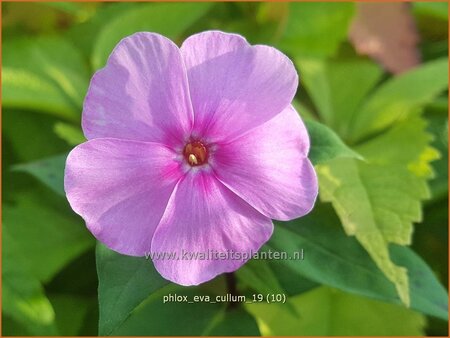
(225, 272, 238, 309)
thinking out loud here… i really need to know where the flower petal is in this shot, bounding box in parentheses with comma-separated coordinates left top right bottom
(64, 138, 183, 256)
(150, 171, 273, 285)
(83, 32, 193, 146)
(180, 30, 298, 142)
(213, 105, 318, 221)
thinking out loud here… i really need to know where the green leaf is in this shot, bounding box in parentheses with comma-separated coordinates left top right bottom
(97, 243, 260, 335)
(54, 122, 86, 146)
(96, 243, 168, 335)
(92, 2, 214, 69)
(414, 2, 448, 21)
(50, 289, 258, 336)
(355, 115, 440, 178)
(349, 58, 449, 143)
(13, 153, 67, 196)
(2, 225, 57, 335)
(297, 58, 383, 137)
(316, 113, 440, 307)
(219, 3, 289, 46)
(390, 244, 449, 321)
(205, 307, 260, 336)
(246, 287, 426, 336)
(49, 294, 94, 336)
(268, 205, 448, 320)
(2, 111, 71, 203)
(427, 96, 449, 115)
(3, 192, 94, 283)
(2, 110, 70, 163)
(2, 315, 31, 336)
(280, 2, 354, 58)
(111, 284, 258, 336)
(266, 260, 319, 296)
(2, 68, 78, 121)
(236, 259, 287, 297)
(66, 3, 137, 58)
(317, 159, 429, 306)
(236, 259, 301, 317)
(305, 119, 363, 165)
(2, 37, 89, 120)
(426, 113, 448, 200)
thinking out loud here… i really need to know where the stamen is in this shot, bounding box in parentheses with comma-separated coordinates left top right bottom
(188, 154, 198, 165)
(183, 140, 208, 166)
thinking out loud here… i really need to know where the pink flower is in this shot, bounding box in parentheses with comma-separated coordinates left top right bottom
(64, 31, 318, 285)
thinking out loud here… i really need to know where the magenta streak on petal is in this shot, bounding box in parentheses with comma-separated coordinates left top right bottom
(150, 170, 273, 286)
(82, 32, 194, 149)
(180, 31, 298, 143)
(64, 138, 184, 256)
(212, 105, 318, 221)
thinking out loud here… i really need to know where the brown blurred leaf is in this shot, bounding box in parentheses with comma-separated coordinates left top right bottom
(2, 2, 77, 33)
(349, 3, 420, 74)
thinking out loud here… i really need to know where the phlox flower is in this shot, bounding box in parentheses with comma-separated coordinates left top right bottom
(65, 31, 318, 285)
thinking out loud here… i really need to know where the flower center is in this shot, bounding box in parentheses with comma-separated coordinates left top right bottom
(183, 140, 208, 166)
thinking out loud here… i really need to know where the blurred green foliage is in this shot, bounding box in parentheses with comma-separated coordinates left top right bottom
(2, 2, 448, 336)
(246, 286, 427, 336)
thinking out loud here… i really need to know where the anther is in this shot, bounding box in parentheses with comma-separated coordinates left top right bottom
(188, 154, 198, 165)
(183, 140, 208, 166)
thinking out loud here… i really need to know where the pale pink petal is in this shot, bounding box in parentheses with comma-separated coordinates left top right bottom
(180, 31, 298, 142)
(83, 32, 193, 147)
(213, 105, 318, 221)
(151, 171, 273, 285)
(64, 138, 183, 256)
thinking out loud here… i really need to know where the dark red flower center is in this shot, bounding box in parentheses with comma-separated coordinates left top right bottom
(183, 140, 208, 166)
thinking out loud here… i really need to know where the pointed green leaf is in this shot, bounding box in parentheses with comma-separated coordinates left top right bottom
(236, 259, 286, 297)
(235, 259, 300, 315)
(316, 113, 439, 306)
(268, 205, 448, 319)
(317, 159, 429, 306)
(280, 3, 354, 57)
(2, 37, 89, 120)
(297, 58, 383, 136)
(305, 119, 363, 164)
(92, 2, 214, 69)
(96, 243, 168, 335)
(2, 68, 77, 120)
(350, 58, 448, 142)
(3, 193, 94, 283)
(3, 110, 70, 163)
(13, 154, 68, 196)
